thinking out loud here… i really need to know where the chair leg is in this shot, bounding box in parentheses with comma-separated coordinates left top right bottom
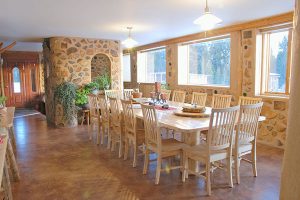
(206, 161, 211, 196)
(155, 155, 162, 185)
(6, 140, 20, 181)
(133, 142, 137, 168)
(101, 124, 105, 145)
(124, 137, 129, 161)
(252, 145, 257, 177)
(118, 134, 123, 158)
(2, 161, 13, 200)
(182, 153, 186, 182)
(8, 127, 16, 153)
(235, 155, 240, 184)
(143, 148, 149, 175)
(227, 157, 233, 188)
(107, 127, 111, 149)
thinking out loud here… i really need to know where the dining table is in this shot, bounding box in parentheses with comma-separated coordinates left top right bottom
(122, 99, 266, 172)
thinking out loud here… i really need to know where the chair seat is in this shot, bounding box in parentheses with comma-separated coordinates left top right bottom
(161, 138, 187, 152)
(184, 144, 228, 162)
(233, 143, 252, 155)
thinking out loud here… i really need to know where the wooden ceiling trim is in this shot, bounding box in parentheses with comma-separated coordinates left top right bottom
(125, 12, 293, 52)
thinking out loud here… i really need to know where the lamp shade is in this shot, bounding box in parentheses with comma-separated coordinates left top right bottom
(193, 11, 222, 31)
(122, 37, 138, 48)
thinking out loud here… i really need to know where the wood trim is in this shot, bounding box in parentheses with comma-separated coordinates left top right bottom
(124, 12, 293, 52)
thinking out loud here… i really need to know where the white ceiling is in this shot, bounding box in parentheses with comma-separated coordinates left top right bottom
(0, 0, 294, 51)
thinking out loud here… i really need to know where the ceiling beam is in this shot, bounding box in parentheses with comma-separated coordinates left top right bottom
(124, 11, 293, 52)
(0, 41, 16, 54)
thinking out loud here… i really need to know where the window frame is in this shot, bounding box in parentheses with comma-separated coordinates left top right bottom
(122, 54, 131, 82)
(177, 34, 232, 88)
(259, 25, 292, 96)
(137, 47, 166, 84)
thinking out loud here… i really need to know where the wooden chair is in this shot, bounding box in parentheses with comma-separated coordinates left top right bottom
(105, 90, 122, 100)
(141, 104, 186, 184)
(238, 96, 262, 105)
(191, 92, 207, 106)
(108, 97, 124, 158)
(121, 100, 145, 167)
(172, 90, 186, 103)
(123, 89, 134, 100)
(234, 102, 263, 184)
(0, 130, 12, 200)
(87, 94, 101, 143)
(98, 95, 111, 147)
(182, 105, 240, 196)
(161, 89, 172, 101)
(211, 94, 232, 108)
(5, 107, 16, 152)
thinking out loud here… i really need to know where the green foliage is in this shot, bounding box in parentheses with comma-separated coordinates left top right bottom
(75, 81, 99, 106)
(84, 82, 99, 91)
(94, 73, 111, 90)
(54, 82, 77, 121)
(0, 96, 7, 105)
(161, 83, 169, 90)
(276, 36, 288, 89)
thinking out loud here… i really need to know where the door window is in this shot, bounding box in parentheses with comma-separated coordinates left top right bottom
(13, 67, 21, 93)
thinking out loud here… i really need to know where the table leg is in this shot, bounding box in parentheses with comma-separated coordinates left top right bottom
(183, 131, 201, 173)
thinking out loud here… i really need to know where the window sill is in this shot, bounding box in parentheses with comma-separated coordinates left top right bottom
(255, 94, 289, 101)
(177, 84, 230, 90)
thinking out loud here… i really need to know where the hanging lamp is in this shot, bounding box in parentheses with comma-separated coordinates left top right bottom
(193, 0, 222, 31)
(122, 27, 138, 48)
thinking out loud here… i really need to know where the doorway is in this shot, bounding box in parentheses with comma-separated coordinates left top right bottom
(2, 52, 41, 108)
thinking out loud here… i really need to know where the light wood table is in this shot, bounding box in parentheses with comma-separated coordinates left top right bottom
(130, 101, 266, 172)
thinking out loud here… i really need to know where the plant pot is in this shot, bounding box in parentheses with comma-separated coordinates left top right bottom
(132, 92, 143, 98)
(91, 89, 99, 95)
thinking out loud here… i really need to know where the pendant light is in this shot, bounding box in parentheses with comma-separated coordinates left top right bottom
(122, 27, 138, 48)
(193, 0, 222, 31)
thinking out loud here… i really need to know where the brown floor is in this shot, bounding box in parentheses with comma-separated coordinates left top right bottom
(12, 113, 283, 200)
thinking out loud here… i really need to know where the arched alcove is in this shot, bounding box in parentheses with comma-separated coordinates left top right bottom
(91, 53, 111, 80)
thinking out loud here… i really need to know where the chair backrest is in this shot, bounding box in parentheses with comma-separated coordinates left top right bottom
(88, 94, 99, 118)
(207, 106, 240, 151)
(211, 94, 232, 108)
(109, 97, 122, 127)
(172, 90, 186, 103)
(6, 107, 15, 127)
(121, 100, 135, 134)
(0, 130, 7, 184)
(123, 89, 134, 100)
(238, 96, 262, 105)
(98, 95, 110, 123)
(105, 90, 122, 100)
(141, 104, 161, 147)
(191, 92, 207, 106)
(0, 108, 7, 128)
(236, 102, 263, 146)
(161, 89, 172, 101)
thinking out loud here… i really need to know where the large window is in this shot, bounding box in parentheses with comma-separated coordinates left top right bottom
(258, 26, 292, 95)
(178, 36, 231, 87)
(137, 48, 166, 83)
(122, 54, 131, 82)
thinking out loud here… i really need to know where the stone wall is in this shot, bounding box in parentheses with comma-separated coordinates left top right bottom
(43, 37, 121, 127)
(126, 29, 289, 148)
(91, 53, 111, 80)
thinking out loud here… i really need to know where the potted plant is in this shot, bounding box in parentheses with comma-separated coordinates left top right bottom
(0, 96, 7, 108)
(54, 82, 77, 126)
(75, 86, 90, 109)
(85, 81, 100, 94)
(95, 73, 111, 90)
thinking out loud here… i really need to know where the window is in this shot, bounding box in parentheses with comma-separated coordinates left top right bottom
(31, 68, 37, 92)
(137, 48, 166, 83)
(178, 36, 231, 87)
(13, 67, 21, 93)
(258, 25, 292, 95)
(122, 54, 131, 82)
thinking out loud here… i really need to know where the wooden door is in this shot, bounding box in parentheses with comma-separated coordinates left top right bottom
(3, 63, 26, 107)
(2, 52, 40, 108)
